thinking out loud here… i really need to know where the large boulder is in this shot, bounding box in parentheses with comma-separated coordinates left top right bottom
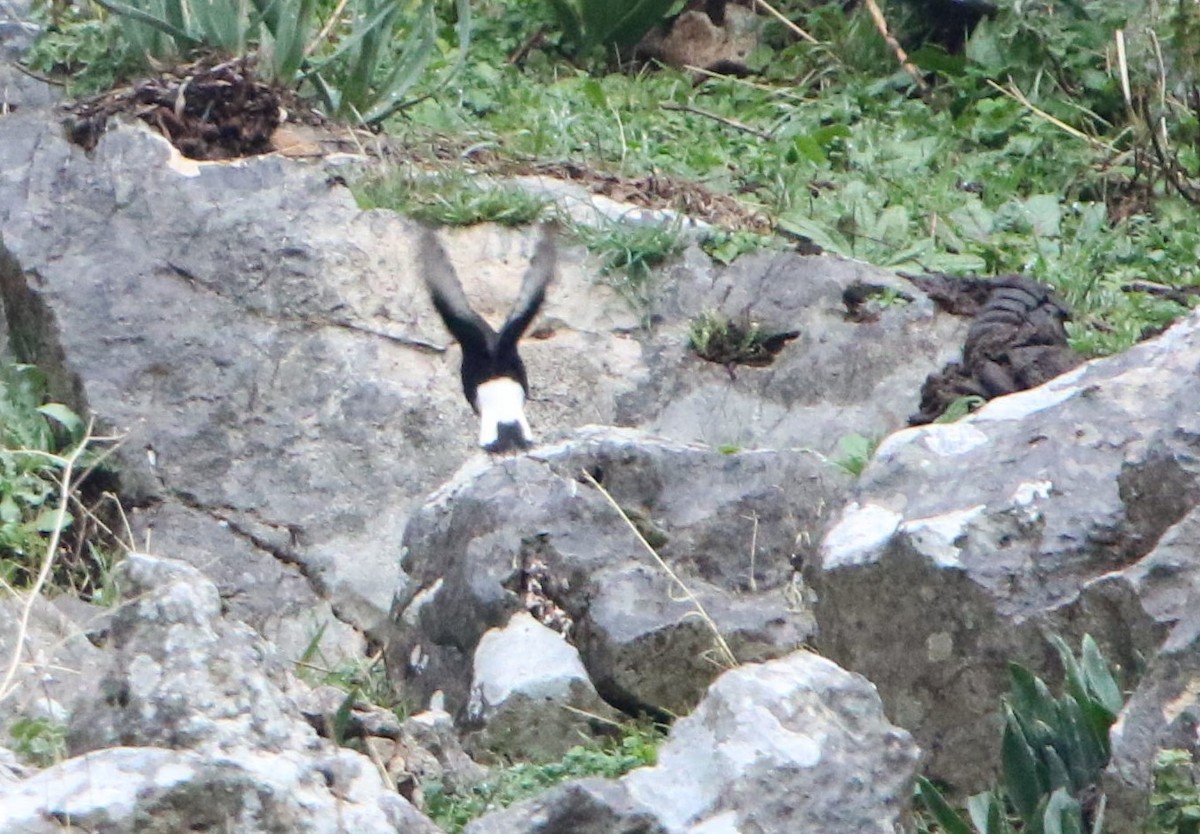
(467, 651, 920, 834)
(809, 310, 1200, 791)
(388, 427, 838, 731)
(0, 104, 968, 669)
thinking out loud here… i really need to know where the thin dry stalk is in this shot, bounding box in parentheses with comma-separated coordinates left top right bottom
(986, 79, 1118, 152)
(752, 0, 817, 45)
(861, 0, 927, 92)
(661, 99, 773, 139)
(1115, 29, 1132, 109)
(0, 422, 94, 703)
(745, 511, 759, 593)
(581, 470, 737, 669)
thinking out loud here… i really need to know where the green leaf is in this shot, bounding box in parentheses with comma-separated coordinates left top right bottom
(36, 403, 84, 444)
(32, 507, 72, 533)
(915, 776, 974, 834)
(93, 0, 200, 45)
(1081, 635, 1123, 716)
(1002, 704, 1046, 826)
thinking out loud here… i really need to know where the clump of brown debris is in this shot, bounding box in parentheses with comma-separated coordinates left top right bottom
(64, 56, 293, 160)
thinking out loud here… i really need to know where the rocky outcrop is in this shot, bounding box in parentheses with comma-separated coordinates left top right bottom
(389, 427, 836, 738)
(467, 651, 920, 834)
(0, 107, 967, 672)
(0, 553, 433, 832)
(809, 309, 1200, 791)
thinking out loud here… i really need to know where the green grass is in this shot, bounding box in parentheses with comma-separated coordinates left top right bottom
(569, 216, 685, 311)
(353, 167, 550, 226)
(392, 0, 1200, 355)
(425, 720, 663, 834)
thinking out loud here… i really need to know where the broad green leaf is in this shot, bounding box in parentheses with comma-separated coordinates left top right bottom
(776, 214, 849, 257)
(1003, 705, 1046, 825)
(1081, 635, 1123, 715)
(32, 507, 72, 533)
(915, 777, 974, 834)
(37, 403, 84, 444)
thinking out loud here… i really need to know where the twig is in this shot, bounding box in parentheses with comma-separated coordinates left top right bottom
(660, 100, 773, 140)
(745, 511, 759, 593)
(581, 470, 737, 669)
(305, 0, 353, 60)
(752, 0, 817, 45)
(0, 421, 94, 703)
(1115, 29, 1132, 110)
(986, 79, 1117, 152)
(860, 0, 927, 92)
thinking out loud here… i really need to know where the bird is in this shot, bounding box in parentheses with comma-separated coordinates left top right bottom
(419, 223, 557, 454)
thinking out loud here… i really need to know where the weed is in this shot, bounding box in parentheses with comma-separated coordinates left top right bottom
(8, 716, 67, 766)
(833, 433, 876, 477)
(1145, 749, 1200, 834)
(0, 363, 109, 594)
(424, 720, 663, 833)
(353, 168, 549, 227)
(23, 4, 143, 95)
(570, 217, 684, 312)
(687, 311, 797, 367)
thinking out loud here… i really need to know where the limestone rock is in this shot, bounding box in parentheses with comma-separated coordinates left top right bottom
(469, 651, 919, 834)
(390, 427, 832, 723)
(809, 309, 1200, 791)
(467, 611, 621, 762)
(0, 553, 434, 834)
(0, 593, 108, 744)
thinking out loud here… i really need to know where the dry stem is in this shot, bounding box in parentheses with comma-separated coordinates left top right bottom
(581, 469, 737, 669)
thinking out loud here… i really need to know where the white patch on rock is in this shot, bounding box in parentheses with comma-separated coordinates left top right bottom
(872, 426, 925, 461)
(926, 632, 954, 663)
(922, 423, 990, 457)
(973, 379, 1078, 422)
(901, 505, 986, 568)
(400, 578, 443, 627)
(1011, 480, 1052, 506)
(821, 504, 903, 568)
(468, 611, 590, 717)
(689, 810, 742, 834)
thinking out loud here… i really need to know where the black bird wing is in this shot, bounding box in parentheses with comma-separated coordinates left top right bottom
(496, 223, 557, 358)
(419, 227, 497, 356)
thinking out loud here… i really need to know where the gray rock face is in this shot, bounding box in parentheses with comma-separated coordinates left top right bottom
(622, 249, 969, 453)
(467, 611, 620, 762)
(469, 651, 919, 834)
(0, 0, 60, 111)
(810, 310, 1200, 791)
(390, 427, 836, 727)
(0, 594, 108, 733)
(0, 553, 431, 833)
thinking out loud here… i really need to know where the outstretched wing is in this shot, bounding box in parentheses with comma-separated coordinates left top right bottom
(496, 222, 557, 357)
(419, 226, 496, 356)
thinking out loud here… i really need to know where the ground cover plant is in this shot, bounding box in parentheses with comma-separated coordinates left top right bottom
(384, 0, 1199, 355)
(424, 720, 663, 833)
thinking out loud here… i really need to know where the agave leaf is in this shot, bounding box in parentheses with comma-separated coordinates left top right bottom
(1042, 743, 1073, 793)
(1050, 634, 1091, 709)
(967, 790, 1008, 833)
(1081, 635, 1123, 715)
(915, 776, 974, 834)
(1003, 704, 1047, 826)
(1042, 786, 1084, 834)
(546, 0, 583, 51)
(600, 0, 675, 52)
(92, 0, 200, 46)
(1009, 662, 1059, 730)
(361, 12, 435, 122)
